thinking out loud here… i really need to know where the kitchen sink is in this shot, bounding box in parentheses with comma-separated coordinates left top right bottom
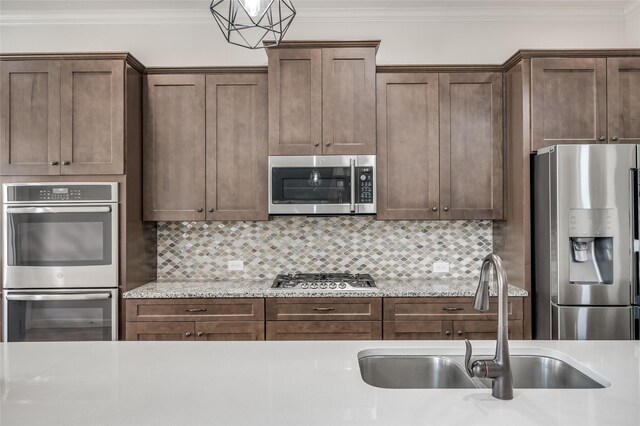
(358, 355, 477, 389)
(358, 351, 608, 390)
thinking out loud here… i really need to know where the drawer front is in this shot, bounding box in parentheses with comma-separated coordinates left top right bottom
(383, 297, 523, 321)
(452, 320, 524, 340)
(126, 299, 265, 322)
(125, 321, 195, 341)
(195, 321, 265, 341)
(266, 321, 382, 340)
(383, 320, 453, 340)
(266, 298, 382, 321)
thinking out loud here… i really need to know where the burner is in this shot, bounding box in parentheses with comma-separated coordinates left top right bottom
(270, 273, 376, 291)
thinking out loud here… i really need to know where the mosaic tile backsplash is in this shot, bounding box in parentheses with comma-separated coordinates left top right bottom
(157, 217, 493, 281)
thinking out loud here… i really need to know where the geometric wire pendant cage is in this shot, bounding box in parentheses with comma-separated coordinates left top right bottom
(209, 0, 296, 49)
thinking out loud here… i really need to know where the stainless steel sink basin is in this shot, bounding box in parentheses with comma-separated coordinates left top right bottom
(358, 355, 477, 389)
(496, 355, 605, 389)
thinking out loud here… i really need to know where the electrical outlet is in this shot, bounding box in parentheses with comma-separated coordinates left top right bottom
(228, 260, 244, 271)
(433, 261, 450, 273)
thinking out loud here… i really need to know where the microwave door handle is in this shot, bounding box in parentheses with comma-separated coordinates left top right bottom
(6, 206, 112, 214)
(350, 159, 356, 213)
(6, 293, 112, 302)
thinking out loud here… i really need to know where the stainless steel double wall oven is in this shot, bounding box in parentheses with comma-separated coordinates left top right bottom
(2, 183, 119, 342)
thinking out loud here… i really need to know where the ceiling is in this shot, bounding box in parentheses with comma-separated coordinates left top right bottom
(1, 0, 639, 24)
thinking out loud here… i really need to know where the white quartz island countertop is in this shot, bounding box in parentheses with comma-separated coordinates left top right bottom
(2, 340, 638, 426)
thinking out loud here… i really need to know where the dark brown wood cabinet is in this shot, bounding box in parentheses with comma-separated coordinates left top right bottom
(265, 297, 382, 340)
(607, 57, 640, 145)
(376, 72, 503, 220)
(382, 297, 524, 340)
(267, 42, 377, 156)
(143, 73, 267, 221)
(1, 59, 125, 175)
(125, 298, 265, 341)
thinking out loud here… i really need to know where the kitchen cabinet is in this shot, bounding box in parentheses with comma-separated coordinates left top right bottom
(531, 56, 640, 151)
(267, 42, 377, 156)
(265, 297, 382, 341)
(143, 73, 267, 221)
(382, 297, 524, 340)
(376, 72, 503, 220)
(1, 59, 124, 175)
(125, 298, 265, 341)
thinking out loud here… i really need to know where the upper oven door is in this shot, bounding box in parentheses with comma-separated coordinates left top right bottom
(3, 204, 118, 288)
(269, 155, 376, 214)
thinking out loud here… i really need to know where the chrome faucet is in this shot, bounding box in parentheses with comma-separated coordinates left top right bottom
(464, 253, 514, 400)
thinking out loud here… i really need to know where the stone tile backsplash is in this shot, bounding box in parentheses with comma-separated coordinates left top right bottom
(156, 216, 492, 281)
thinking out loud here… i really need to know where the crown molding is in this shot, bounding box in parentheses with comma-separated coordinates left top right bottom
(263, 40, 381, 51)
(0, 1, 635, 25)
(0, 51, 146, 73)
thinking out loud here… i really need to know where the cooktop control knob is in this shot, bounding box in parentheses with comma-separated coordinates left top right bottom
(339, 283, 347, 289)
(329, 283, 337, 289)
(311, 283, 318, 289)
(320, 283, 327, 289)
(301, 283, 309, 289)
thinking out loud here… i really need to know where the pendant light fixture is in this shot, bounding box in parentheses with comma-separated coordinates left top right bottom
(209, 0, 296, 49)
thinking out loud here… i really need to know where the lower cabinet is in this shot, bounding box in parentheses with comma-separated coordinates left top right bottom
(382, 297, 524, 340)
(265, 297, 382, 341)
(125, 298, 265, 341)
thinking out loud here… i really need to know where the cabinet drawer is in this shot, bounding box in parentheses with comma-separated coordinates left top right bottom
(266, 321, 382, 340)
(195, 321, 265, 341)
(383, 320, 452, 340)
(266, 298, 382, 321)
(383, 297, 523, 321)
(126, 299, 265, 322)
(125, 321, 195, 341)
(453, 320, 524, 340)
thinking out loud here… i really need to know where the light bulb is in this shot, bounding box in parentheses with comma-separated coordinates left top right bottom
(240, 0, 262, 18)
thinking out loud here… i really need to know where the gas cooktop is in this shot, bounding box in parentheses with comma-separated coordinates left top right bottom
(270, 273, 377, 291)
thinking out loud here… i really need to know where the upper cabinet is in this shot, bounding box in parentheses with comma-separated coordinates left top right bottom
(1, 58, 126, 175)
(376, 72, 504, 220)
(143, 73, 268, 221)
(530, 56, 640, 151)
(267, 41, 378, 155)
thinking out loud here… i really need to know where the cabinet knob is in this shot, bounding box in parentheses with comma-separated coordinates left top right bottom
(314, 141, 320, 147)
(185, 332, 192, 337)
(50, 161, 59, 166)
(445, 330, 451, 336)
(457, 330, 464, 336)
(432, 207, 438, 211)
(197, 332, 204, 337)
(197, 208, 203, 212)
(598, 136, 606, 142)
(208, 208, 214, 213)
(611, 136, 619, 142)
(325, 141, 331, 146)
(443, 206, 449, 212)
(62, 161, 70, 166)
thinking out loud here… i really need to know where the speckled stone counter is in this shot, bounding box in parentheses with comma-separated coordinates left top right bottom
(123, 278, 528, 299)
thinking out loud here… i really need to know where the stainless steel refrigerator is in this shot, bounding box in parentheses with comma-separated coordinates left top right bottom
(534, 144, 640, 340)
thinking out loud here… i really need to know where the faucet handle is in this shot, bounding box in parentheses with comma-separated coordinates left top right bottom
(464, 339, 474, 376)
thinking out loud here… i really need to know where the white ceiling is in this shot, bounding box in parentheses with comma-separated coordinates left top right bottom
(1, 0, 639, 23)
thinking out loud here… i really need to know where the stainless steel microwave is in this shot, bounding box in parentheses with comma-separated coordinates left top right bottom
(269, 155, 376, 215)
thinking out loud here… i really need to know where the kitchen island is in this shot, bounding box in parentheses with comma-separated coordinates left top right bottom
(1, 340, 638, 426)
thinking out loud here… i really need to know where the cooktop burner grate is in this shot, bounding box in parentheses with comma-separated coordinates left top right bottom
(270, 273, 377, 290)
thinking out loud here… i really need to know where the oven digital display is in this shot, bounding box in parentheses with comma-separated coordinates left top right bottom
(52, 188, 69, 194)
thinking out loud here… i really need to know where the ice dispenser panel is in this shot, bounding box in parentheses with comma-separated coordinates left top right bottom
(568, 209, 614, 285)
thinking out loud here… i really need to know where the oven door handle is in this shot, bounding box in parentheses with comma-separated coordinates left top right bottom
(6, 293, 112, 301)
(6, 206, 112, 214)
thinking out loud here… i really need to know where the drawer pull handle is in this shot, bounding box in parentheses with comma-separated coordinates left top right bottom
(197, 332, 204, 337)
(445, 330, 451, 336)
(457, 331, 464, 336)
(185, 332, 192, 337)
(442, 307, 464, 312)
(185, 308, 207, 313)
(313, 307, 335, 312)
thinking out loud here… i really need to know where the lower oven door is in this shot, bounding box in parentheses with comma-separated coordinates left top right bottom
(2, 289, 118, 342)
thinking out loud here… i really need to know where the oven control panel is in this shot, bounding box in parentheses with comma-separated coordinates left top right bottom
(4, 183, 118, 203)
(357, 167, 374, 204)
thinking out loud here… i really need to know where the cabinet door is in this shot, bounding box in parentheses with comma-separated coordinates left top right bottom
(607, 57, 640, 144)
(0, 60, 61, 175)
(125, 321, 195, 341)
(439, 73, 504, 219)
(376, 73, 440, 220)
(383, 320, 453, 340)
(268, 49, 322, 155)
(195, 321, 265, 341)
(205, 74, 268, 221)
(60, 60, 124, 174)
(322, 48, 376, 155)
(453, 320, 524, 340)
(266, 321, 382, 340)
(143, 74, 206, 220)
(531, 58, 607, 151)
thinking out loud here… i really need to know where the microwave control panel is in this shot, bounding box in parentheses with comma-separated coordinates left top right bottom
(357, 167, 374, 204)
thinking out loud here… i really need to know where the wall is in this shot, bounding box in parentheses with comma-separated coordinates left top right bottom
(157, 217, 492, 281)
(1, 1, 638, 66)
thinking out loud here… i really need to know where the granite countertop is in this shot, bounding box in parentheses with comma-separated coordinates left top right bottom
(123, 278, 529, 298)
(2, 340, 638, 426)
